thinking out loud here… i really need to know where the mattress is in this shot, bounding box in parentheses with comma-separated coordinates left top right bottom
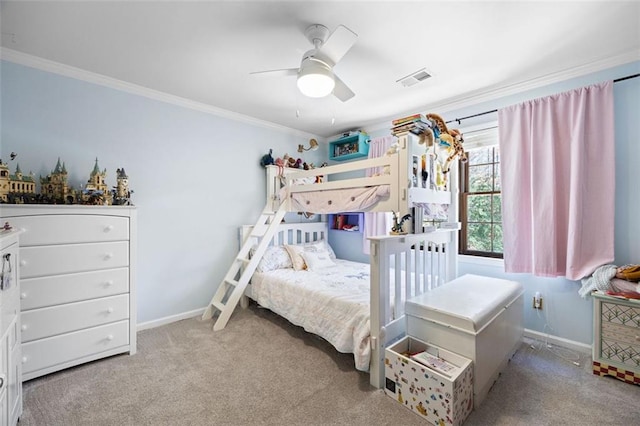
(250, 259, 374, 371)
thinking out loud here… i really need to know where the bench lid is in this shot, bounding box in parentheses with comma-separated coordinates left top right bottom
(405, 274, 524, 334)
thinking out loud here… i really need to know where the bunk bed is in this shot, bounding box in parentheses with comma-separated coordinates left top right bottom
(203, 131, 462, 389)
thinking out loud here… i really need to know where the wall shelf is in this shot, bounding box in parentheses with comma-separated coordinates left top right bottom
(328, 213, 364, 233)
(329, 133, 370, 161)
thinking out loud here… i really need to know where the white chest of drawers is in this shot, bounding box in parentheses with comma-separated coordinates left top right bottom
(0, 229, 23, 425)
(0, 205, 136, 381)
(592, 291, 640, 385)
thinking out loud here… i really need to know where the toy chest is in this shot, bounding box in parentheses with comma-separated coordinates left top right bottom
(406, 274, 524, 409)
(384, 336, 473, 425)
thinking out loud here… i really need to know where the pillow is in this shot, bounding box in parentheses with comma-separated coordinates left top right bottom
(284, 240, 336, 271)
(252, 245, 292, 273)
(284, 244, 306, 271)
(302, 251, 336, 271)
(317, 239, 337, 260)
(304, 239, 337, 259)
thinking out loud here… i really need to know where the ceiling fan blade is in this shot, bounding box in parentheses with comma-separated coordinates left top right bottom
(319, 25, 357, 65)
(249, 68, 298, 77)
(333, 74, 355, 102)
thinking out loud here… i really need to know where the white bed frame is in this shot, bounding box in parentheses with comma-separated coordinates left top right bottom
(266, 132, 455, 230)
(205, 131, 460, 388)
(240, 220, 457, 389)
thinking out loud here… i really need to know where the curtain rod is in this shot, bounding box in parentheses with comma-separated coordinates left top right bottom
(445, 73, 640, 125)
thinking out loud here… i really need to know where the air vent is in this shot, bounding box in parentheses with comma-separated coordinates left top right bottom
(396, 68, 432, 87)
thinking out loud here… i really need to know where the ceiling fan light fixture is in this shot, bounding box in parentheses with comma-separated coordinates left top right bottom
(297, 62, 335, 98)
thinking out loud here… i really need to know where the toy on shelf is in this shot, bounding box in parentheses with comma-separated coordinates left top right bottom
(81, 158, 112, 205)
(112, 168, 133, 206)
(0, 155, 133, 206)
(390, 212, 411, 235)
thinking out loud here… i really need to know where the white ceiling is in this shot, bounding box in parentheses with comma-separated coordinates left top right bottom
(1, 1, 639, 138)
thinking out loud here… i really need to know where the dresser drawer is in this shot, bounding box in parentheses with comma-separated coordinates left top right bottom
(602, 322, 640, 347)
(19, 241, 129, 278)
(21, 294, 129, 342)
(7, 215, 129, 247)
(21, 268, 129, 310)
(22, 320, 129, 376)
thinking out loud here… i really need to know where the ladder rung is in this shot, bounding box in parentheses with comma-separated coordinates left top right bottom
(251, 228, 267, 237)
(212, 301, 225, 311)
(237, 256, 250, 264)
(224, 279, 239, 287)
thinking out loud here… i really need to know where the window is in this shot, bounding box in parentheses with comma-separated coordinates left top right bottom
(459, 127, 503, 258)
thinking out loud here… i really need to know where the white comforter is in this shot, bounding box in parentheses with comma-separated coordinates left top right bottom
(250, 259, 372, 371)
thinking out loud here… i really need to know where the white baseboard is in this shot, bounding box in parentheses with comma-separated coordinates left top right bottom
(137, 308, 206, 331)
(524, 328, 592, 355)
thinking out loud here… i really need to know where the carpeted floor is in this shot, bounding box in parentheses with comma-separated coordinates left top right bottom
(19, 303, 640, 425)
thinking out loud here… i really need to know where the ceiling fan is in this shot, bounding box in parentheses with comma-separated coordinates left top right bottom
(251, 24, 358, 102)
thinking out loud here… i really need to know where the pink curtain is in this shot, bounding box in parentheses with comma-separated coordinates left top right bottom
(363, 136, 395, 254)
(498, 81, 614, 280)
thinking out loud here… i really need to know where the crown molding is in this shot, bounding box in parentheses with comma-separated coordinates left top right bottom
(428, 50, 640, 114)
(0, 47, 319, 140)
(365, 50, 640, 134)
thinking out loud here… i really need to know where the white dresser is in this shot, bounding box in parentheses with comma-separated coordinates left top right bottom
(0, 205, 136, 381)
(0, 229, 23, 425)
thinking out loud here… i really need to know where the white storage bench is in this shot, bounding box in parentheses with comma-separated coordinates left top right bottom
(405, 274, 524, 408)
(385, 336, 473, 425)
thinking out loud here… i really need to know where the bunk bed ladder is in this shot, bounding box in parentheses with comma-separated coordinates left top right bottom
(202, 201, 287, 331)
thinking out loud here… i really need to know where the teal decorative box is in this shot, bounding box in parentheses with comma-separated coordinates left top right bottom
(329, 133, 370, 161)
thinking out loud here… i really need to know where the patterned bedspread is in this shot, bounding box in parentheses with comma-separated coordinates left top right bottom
(250, 259, 373, 371)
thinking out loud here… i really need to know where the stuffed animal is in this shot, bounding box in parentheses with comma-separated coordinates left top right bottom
(442, 129, 467, 174)
(274, 157, 285, 175)
(426, 113, 449, 135)
(425, 113, 467, 175)
(260, 149, 274, 167)
(439, 133, 454, 147)
(386, 142, 400, 155)
(418, 127, 435, 147)
(381, 142, 401, 175)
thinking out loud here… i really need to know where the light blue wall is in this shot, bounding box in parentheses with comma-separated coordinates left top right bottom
(0, 60, 324, 324)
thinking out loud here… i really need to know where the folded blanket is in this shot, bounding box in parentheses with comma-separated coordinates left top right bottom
(579, 264, 618, 297)
(286, 185, 390, 214)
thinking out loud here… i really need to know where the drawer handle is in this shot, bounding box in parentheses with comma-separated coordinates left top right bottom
(22, 356, 27, 364)
(104, 280, 114, 287)
(20, 260, 26, 267)
(107, 307, 114, 314)
(20, 293, 26, 299)
(21, 324, 27, 331)
(104, 253, 113, 261)
(104, 225, 115, 232)
(107, 335, 114, 341)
